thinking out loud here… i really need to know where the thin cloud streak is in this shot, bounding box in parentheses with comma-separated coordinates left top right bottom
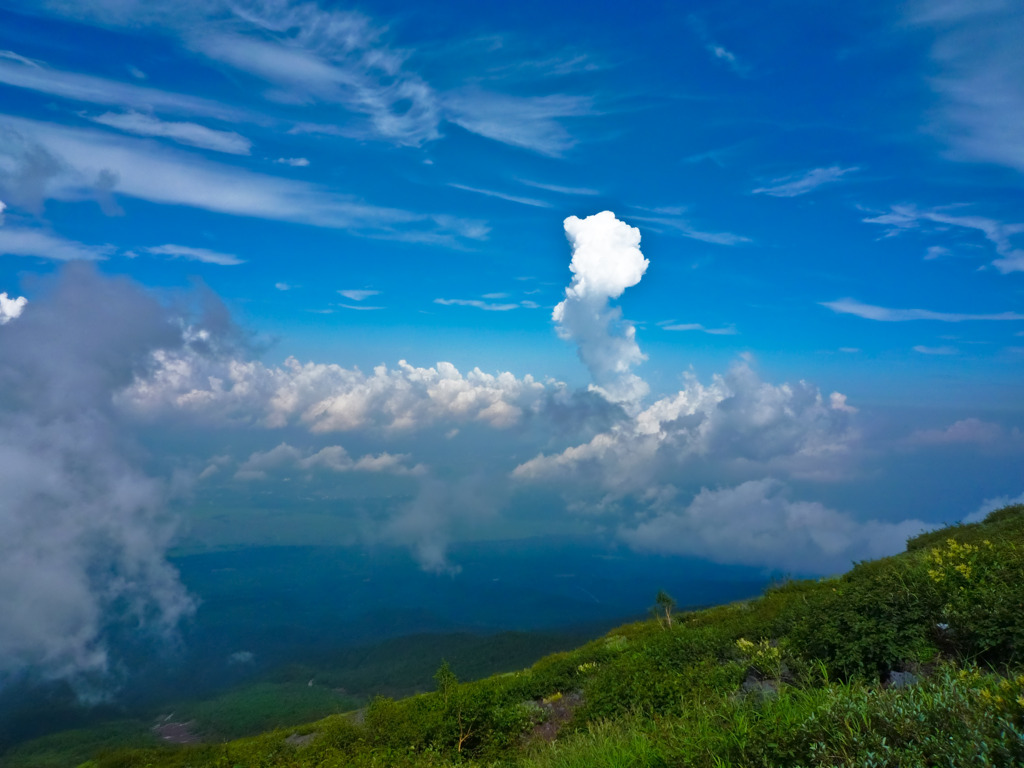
(0, 226, 114, 261)
(87, 111, 253, 155)
(662, 322, 738, 335)
(449, 183, 552, 208)
(434, 298, 522, 311)
(0, 56, 245, 121)
(863, 204, 1024, 273)
(147, 244, 244, 265)
(442, 89, 593, 156)
(822, 298, 1024, 322)
(518, 179, 600, 196)
(630, 214, 750, 246)
(0, 115, 484, 244)
(753, 166, 859, 197)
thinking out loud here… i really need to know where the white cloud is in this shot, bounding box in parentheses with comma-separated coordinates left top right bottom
(0, 226, 114, 261)
(434, 298, 522, 311)
(338, 289, 380, 301)
(514, 361, 859, 493)
(821, 297, 1024, 322)
(621, 479, 929, 573)
(518, 179, 599, 196)
(925, 245, 951, 260)
(829, 392, 858, 413)
(913, 344, 958, 355)
(119, 354, 550, 433)
(862, 204, 1024, 274)
(662, 322, 738, 335)
(382, 476, 498, 574)
(0, 264, 193, 683)
(688, 17, 749, 77)
(275, 157, 310, 167)
(906, 0, 1024, 174)
(35, 0, 438, 148)
(706, 44, 748, 76)
(234, 442, 422, 480)
(189, 10, 440, 146)
(0, 292, 27, 324)
(275, 282, 292, 291)
(553, 211, 650, 406)
(907, 417, 1004, 445)
(147, 244, 244, 266)
(442, 89, 592, 156)
(0, 115, 483, 244)
(0, 49, 43, 67)
(629, 210, 750, 246)
(753, 166, 859, 197)
(448, 183, 552, 208)
(87, 111, 252, 155)
(0, 54, 243, 121)
(963, 489, 1024, 523)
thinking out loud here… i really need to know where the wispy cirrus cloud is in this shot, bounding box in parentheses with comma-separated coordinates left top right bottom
(661, 322, 738, 335)
(442, 89, 593, 156)
(0, 226, 114, 261)
(753, 166, 859, 197)
(448, 183, 551, 208)
(906, 0, 1024, 174)
(14, 3, 600, 156)
(0, 54, 244, 121)
(338, 289, 380, 301)
(822, 297, 1024, 322)
(87, 111, 252, 155)
(862, 204, 1024, 274)
(913, 344, 958, 355)
(629, 208, 751, 246)
(147, 244, 244, 265)
(434, 298, 523, 311)
(0, 115, 484, 245)
(517, 179, 600, 196)
(190, 23, 440, 147)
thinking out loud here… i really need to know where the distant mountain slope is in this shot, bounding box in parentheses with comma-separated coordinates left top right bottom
(77, 504, 1024, 767)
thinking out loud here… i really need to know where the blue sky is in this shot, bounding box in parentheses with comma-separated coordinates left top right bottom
(1, 0, 1023, 679)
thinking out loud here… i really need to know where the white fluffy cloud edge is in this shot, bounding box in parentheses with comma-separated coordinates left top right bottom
(5, 210, 997, 684)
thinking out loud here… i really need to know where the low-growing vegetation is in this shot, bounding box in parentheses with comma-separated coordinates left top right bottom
(53, 505, 1024, 765)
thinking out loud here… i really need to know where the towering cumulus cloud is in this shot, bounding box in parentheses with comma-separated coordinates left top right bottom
(0, 265, 193, 687)
(554, 211, 650, 406)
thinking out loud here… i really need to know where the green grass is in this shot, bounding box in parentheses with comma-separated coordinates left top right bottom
(1, 721, 158, 768)
(267, 627, 613, 700)
(21, 504, 1024, 768)
(1, 628, 609, 768)
(179, 682, 360, 741)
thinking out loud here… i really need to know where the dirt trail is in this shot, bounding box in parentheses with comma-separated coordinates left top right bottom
(153, 718, 202, 745)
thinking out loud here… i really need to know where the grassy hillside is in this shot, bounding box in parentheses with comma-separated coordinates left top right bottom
(32, 505, 1024, 766)
(2, 627, 611, 768)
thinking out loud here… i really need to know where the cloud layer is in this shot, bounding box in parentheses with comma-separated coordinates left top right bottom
(622, 479, 928, 573)
(120, 353, 550, 432)
(0, 265, 193, 685)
